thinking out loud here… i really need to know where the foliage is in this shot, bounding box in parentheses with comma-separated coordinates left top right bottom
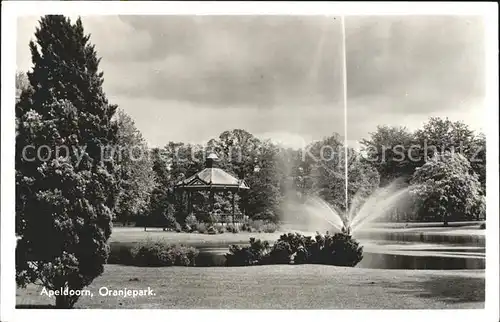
(225, 224, 240, 233)
(414, 118, 485, 193)
(225, 232, 363, 267)
(345, 159, 381, 214)
(113, 109, 155, 225)
(311, 232, 364, 266)
(471, 195, 486, 221)
(146, 149, 173, 226)
(205, 212, 217, 225)
(207, 226, 218, 235)
(239, 140, 283, 222)
(260, 222, 279, 233)
(240, 222, 253, 232)
(195, 222, 208, 234)
(15, 15, 118, 308)
(215, 225, 225, 234)
(267, 241, 293, 264)
(240, 219, 278, 233)
(298, 134, 379, 213)
(470, 133, 486, 194)
(158, 142, 205, 223)
(130, 239, 199, 267)
(361, 119, 486, 197)
(414, 118, 476, 162)
(16, 71, 31, 98)
(107, 243, 135, 265)
(360, 125, 417, 185)
(185, 213, 198, 228)
(410, 152, 484, 224)
(225, 238, 271, 266)
(165, 212, 180, 231)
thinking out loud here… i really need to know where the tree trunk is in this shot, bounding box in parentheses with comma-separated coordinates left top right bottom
(55, 295, 72, 309)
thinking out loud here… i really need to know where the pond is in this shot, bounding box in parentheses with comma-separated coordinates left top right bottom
(194, 239, 485, 270)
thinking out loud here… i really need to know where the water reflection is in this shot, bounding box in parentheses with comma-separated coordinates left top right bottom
(358, 252, 485, 270)
(194, 247, 485, 270)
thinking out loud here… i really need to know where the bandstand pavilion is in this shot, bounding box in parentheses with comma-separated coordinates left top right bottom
(174, 153, 250, 224)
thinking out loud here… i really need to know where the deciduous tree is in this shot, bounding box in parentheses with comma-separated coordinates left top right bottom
(410, 152, 483, 225)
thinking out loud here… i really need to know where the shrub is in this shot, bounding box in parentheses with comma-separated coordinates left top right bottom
(165, 213, 179, 231)
(241, 222, 252, 232)
(294, 246, 311, 264)
(261, 222, 279, 233)
(240, 219, 277, 233)
(171, 246, 199, 266)
(312, 232, 363, 267)
(225, 232, 363, 267)
(216, 225, 225, 234)
(240, 221, 248, 231)
(205, 213, 217, 225)
(267, 240, 293, 264)
(225, 238, 270, 266)
(207, 226, 217, 235)
(278, 233, 315, 252)
(130, 239, 199, 267)
(225, 224, 240, 233)
(250, 220, 265, 232)
(196, 222, 207, 234)
(131, 240, 173, 266)
(107, 243, 135, 265)
(185, 213, 198, 227)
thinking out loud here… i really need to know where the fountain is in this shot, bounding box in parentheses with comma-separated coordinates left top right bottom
(275, 16, 483, 269)
(283, 180, 412, 236)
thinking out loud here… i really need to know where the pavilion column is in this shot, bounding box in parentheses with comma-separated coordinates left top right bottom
(209, 189, 215, 217)
(232, 191, 235, 225)
(183, 190, 187, 214)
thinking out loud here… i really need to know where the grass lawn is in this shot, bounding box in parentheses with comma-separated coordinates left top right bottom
(110, 227, 282, 246)
(16, 264, 484, 309)
(110, 225, 484, 246)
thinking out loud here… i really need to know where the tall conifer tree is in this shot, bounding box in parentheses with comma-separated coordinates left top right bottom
(15, 15, 118, 308)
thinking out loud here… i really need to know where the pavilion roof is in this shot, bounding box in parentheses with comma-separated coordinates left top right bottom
(175, 167, 250, 190)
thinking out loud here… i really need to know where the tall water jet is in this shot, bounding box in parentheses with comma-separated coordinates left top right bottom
(341, 15, 349, 218)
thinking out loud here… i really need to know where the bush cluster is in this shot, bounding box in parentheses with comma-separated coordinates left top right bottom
(139, 213, 280, 235)
(240, 220, 278, 233)
(225, 232, 363, 267)
(225, 238, 271, 266)
(115, 239, 200, 267)
(225, 224, 240, 233)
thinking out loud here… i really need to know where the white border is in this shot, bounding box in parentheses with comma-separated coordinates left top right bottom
(2, 2, 498, 322)
(483, 7, 500, 319)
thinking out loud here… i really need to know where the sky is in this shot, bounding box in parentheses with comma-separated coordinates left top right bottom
(16, 15, 486, 149)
